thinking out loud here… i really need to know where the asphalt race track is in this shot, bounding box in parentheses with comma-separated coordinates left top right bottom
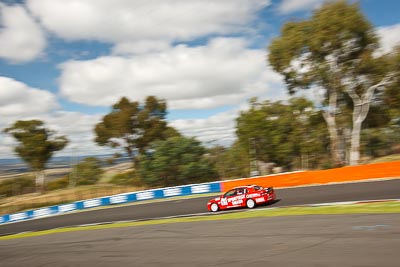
(1, 213, 399, 266)
(1, 179, 399, 236)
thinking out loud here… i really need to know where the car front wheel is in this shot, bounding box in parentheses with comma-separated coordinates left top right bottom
(246, 199, 256, 209)
(210, 203, 219, 212)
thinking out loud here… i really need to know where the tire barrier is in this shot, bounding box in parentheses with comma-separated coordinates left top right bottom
(0, 182, 222, 225)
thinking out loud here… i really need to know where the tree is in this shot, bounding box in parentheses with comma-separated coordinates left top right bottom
(138, 136, 219, 187)
(383, 46, 400, 119)
(219, 141, 250, 179)
(237, 99, 293, 167)
(268, 1, 396, 166)
(95, 96, 178, 165)
(73, 157, 104, 186)
(205, 145, 227, 179)
(236, 97, 328, 170)
(3, 120, 68, 193)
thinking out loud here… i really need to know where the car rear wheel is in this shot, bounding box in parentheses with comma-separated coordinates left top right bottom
(210, 203, 219, 212)
(246, 199, 256, 209)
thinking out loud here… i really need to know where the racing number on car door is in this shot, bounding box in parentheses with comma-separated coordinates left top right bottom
(220, 198, 228, 206)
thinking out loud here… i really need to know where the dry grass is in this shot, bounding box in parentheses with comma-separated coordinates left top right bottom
(0, 161, 139, 215)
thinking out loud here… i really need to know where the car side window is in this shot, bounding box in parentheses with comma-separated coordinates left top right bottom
(224, 189, 236, 197)
(237, 188, 245, 195)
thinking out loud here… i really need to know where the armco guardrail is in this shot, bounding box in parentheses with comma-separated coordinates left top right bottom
(0, 181, 221, 225)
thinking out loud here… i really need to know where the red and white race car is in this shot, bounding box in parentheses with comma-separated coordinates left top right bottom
(207, 185, 276, 212)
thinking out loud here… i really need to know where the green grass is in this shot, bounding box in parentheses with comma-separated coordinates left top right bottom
(368, 153, 400, 163)
(1, 201, 399, 241)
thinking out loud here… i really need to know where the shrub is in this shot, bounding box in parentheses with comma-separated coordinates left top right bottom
(0, 175, 35, 197)
(110, 171, 144, 186)
(46, 176, 69, 191)
(74, 157, 104, 185)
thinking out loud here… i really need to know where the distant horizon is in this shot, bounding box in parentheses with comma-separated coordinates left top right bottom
(0, 153, 132, 173)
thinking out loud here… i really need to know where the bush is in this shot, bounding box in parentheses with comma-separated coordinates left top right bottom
(0, 175, 35, 197)
(46, 176, 69, 191)
(110, 171, 144, 186)
(139, 136, 219, 187)
(74, 157, 104, 185)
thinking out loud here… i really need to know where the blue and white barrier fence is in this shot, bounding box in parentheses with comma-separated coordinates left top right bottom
(0, 181, 221, 225)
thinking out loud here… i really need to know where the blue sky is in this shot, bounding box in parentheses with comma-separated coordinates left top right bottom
(0, 0, 399, 159)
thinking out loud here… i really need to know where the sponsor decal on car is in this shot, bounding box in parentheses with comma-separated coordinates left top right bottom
(231, 199, 244, 205)
(256, 197, 266, 203)
(246, 193, 261, 198)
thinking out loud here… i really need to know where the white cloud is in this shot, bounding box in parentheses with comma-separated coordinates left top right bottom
(278, 0, 323, 14)
(171, 109, 238, 147)
(0, 107, 113, 159)
(376, 23, 400, 55)
(0, 77, 60, 158)
(0, 135, 17, 159)
(59, 38, 284, 110)
(0, 77, 58, 118)
(112, 40, 172, 55)
(0, 4, 46, 63)
(0, 78, 127, 159)
(42, 111, 115, 157)
(27, 0, 270, 49)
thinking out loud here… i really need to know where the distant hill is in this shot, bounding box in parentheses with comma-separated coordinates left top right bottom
(0, 154, 131, 175)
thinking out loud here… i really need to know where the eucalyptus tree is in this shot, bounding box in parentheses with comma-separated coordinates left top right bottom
(236, 97, 327, 170)
(383, 46, 400, 119)
(268, 1, 397, 165)
(95, 96, 178, 165)
(3, 120, 68, 193)
(220, 141, 250, 179)
(138, 136, 218, 187)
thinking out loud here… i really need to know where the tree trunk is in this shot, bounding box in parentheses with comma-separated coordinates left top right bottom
(350, 120, 362, 165)
(321, 90, 343, 167)
(323, 111, 342, 167)
(348, 90, 368, 166)
(35, 170, 45, 193)
(346, 76, 392, 165)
